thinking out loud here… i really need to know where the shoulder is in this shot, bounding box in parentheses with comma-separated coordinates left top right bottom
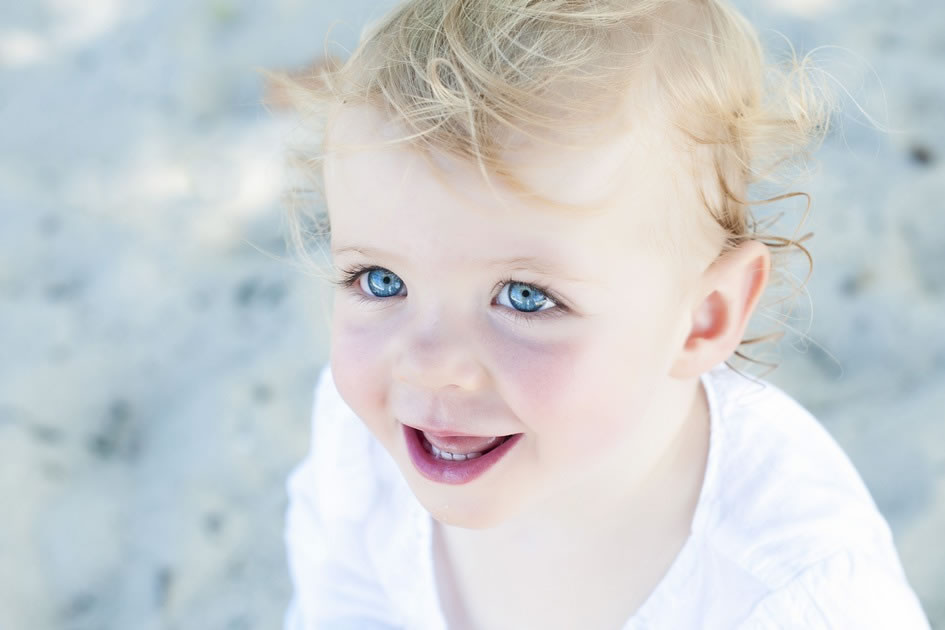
(698, 364, 915, 592)
(734, 547, 931, 629)
(283, 365, 417, 628)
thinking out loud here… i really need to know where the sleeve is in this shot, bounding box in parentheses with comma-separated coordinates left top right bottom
(735, 549, 931, 630)
(282, 365, 402, 630)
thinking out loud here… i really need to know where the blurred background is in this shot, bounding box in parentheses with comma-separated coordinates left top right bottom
(0, 0, 942, 628)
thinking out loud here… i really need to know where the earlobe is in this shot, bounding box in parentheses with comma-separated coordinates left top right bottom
(670, 240, 771, 378)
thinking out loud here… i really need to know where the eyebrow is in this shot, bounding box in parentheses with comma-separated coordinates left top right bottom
(331, 245, 589, 284)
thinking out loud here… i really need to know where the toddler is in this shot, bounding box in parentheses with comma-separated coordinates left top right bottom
(277, 1, 930, 628)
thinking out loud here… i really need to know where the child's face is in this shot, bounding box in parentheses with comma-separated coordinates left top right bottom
(324, 104, 717, 529)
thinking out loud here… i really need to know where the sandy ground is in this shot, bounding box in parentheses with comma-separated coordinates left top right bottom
(0, 0, 942, 628)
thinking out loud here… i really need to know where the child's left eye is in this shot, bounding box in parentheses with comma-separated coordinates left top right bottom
(496, 281, 556, 314)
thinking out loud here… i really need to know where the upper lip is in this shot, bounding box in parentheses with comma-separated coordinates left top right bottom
(402, 422, 512, 438)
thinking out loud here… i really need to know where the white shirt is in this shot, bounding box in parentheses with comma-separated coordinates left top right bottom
(282, 363, 931, 629)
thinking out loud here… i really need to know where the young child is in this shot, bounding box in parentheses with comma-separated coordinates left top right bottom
(277, 1, 931, 628)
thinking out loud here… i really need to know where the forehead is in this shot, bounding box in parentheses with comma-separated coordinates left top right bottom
(327, 102, 669, 205)
(323, 103, 717, 270)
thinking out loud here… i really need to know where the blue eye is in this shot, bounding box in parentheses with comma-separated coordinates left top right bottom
(497, 281, 555, 313)
(361, 268, 404, 297)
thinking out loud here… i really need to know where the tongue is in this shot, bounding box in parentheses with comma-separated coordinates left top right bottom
(423, 432, 502, 455)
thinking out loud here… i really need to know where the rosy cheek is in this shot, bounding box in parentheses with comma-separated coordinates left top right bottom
(499, 341, 577, 412)
(493, 334, 628, 455)
(329, 319, 388, 426)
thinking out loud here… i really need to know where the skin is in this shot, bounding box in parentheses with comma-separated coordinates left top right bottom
(323, 102, 770, 628)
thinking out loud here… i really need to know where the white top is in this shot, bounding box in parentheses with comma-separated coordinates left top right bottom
(282, 363, 931, 629)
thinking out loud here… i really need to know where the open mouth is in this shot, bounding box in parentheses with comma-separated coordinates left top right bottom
(403, 425, 524, 485)
(418, 430, 513, 461)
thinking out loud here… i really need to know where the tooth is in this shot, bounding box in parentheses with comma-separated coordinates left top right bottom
(426, 439, 488, 461)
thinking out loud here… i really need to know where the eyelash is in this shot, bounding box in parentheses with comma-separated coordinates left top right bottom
(331, 264, 569, 323)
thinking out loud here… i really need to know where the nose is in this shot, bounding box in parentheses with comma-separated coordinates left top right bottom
(391, 313, 486, 392)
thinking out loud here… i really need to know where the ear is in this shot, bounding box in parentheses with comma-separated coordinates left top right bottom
(670, 240, 771, 378)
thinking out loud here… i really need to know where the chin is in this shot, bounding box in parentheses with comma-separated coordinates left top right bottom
(413, 486, 510, 530)
(429, 505, 502, 530)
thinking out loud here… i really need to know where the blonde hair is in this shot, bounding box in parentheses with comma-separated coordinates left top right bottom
(269, 0, 836, 370)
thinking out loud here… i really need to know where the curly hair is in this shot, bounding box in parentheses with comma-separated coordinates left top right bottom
(268, 0, 836, 371)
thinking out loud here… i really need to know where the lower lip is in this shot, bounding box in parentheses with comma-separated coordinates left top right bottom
(402, 425, 523, 485)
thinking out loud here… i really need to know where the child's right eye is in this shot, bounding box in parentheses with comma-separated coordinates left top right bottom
(350, 267, 406, 298)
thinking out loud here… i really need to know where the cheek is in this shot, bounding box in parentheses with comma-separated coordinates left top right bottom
(490, 333, 636, 455)
(328, 312, 390, 431)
